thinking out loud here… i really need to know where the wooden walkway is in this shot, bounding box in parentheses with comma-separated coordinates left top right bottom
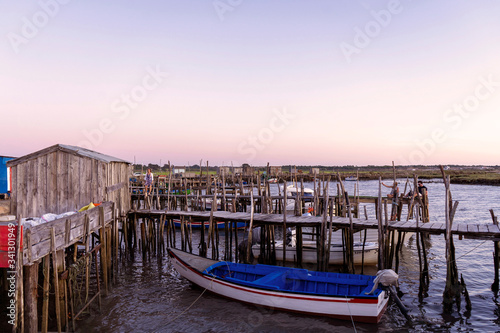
(130, 209, 500, 240)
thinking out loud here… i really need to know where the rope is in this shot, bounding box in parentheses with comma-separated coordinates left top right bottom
(345, 295, 357, 333)
(165, 261, 234, 325)
(454, 240, 488, 262)
(164, 276, 215, 325)
(418, 239, 488, 275)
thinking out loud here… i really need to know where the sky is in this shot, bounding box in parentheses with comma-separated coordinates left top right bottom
(1, 0, 500, 166)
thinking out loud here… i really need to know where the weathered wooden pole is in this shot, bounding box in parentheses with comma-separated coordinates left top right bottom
(24, 261, 39, 333)
(167, 163, 172, 210)
(99, 207, 108, 296)
(51, 228, 62, 333)
(41, 255, 50, 333)
(246, 191, 255, 263)
(377, 177, 385, 270)
(282, 180, 288, 265)
(491, 209, 500, 292)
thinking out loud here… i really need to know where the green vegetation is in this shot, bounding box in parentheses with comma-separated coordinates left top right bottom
(131, 163, 500, 186)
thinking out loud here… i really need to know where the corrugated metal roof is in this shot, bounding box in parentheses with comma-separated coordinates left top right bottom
(7, 144, 131, 167)
(58, 144, 131, 163)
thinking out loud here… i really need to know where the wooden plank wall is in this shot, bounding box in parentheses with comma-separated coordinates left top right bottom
(10, 150, 130, 218)
(106, 162, 131, 216)
(22, 201, 114, 265)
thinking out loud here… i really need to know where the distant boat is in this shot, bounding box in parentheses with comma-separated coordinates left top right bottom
(345, 176, 358, 181)
(268, 178, 278, 183)
(171, 219, 246, 229)
(285, 185, 315, 213)
(286, 185, 314, 199)
(252, 240, 379, 265)
(168, 248, 389, 323)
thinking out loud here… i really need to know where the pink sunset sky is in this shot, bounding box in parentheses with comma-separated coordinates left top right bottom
(1, 1, 500, 166)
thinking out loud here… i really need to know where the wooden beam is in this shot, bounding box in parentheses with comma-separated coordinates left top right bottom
(105, 181, 127, 194)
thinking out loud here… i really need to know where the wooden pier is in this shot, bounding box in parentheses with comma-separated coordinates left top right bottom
(2, 148, 498, 331)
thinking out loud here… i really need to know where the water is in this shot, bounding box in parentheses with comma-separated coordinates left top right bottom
(78, 180, 500, 332)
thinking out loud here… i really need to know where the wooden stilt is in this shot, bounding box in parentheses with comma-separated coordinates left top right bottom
(51, 228, 62, 333)
(41, 255, 50, 333)
(491, 209, 499, 292)
(99, 207, 108, 296)
(24, 262, 39, 333)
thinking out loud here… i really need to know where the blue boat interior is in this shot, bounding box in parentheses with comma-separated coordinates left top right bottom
(202, 261, 380, 297)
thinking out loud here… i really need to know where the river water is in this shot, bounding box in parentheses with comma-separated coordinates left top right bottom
(77, 180, 500, 332)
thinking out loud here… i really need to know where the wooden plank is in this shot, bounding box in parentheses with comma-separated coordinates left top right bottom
(431, 223, 445, 231)
(457, 223, 468, 234)
(38, 154, 47, 218)
(10, 164, 17, 216)
(69, 154, 80, 211)
(106, 181, 128, 194)
(27, 158, 36, 217)
(47, 152, 58, 214)
(91, 158, 98, 204)
(477, 224, 490, 235)
(17, 162, 26, 218)
(63, 152, 70, 213)
(98, 162, 106, 203)
(419, 223, 435, 231)
(487, 224, 500, 235)
(468, 224, 480, 234)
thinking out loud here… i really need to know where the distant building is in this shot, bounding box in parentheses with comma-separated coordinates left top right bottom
(173, 167, 186, 174)
(0, 156, 15, 194)
(243, 166, 254, 176)
(218, 166, 231, 176)
(310, 168, 320, 175)
(233, 167, 243, 175)
(269, 166, 282, 176)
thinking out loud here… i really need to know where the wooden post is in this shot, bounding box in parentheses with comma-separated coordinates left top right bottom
(246, 191, 255, 263)
(41, 255, 50, 333)
(141, 222, 147, 259)
(56, 249, 66, 330)
(99, 207, 108, 296)
(282, 180, 287, 265)
(83, 214, 90, 305)
(377, 177, 385, 270)
(51, 228, 62, 333)
(24, 262, 39, 333)
(490, 209, 499, 292)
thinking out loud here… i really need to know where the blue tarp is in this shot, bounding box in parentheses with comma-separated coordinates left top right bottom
(0, 157, 14, 194)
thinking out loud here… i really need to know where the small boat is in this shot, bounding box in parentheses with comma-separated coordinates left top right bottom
(252, 240, 379, 265)
(171, 219, 247, 229)
(168, 248, 389, 323)
(286, 185, 314, 199)
(285, 185, 315, 213)
(345, 176, 358, 181)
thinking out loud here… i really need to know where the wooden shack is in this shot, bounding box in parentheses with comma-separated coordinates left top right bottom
(269, 166, 282, 176)
(7, 144, 131, 218)
(243, 165, 254, 176)
(218, 166, 231, 176)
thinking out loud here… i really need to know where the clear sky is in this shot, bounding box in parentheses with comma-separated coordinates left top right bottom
(1, 0, 499, 166)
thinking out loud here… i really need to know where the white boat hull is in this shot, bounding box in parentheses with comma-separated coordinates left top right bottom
(169, 248, 389, 323)
(253, 241, 379, 265)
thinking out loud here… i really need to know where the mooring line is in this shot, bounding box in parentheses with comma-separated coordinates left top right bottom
(164, 276, 215, 325)
(345, 295, 357, 333)
(454, 240, 488, 261)
(415, 239, 488, 276)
